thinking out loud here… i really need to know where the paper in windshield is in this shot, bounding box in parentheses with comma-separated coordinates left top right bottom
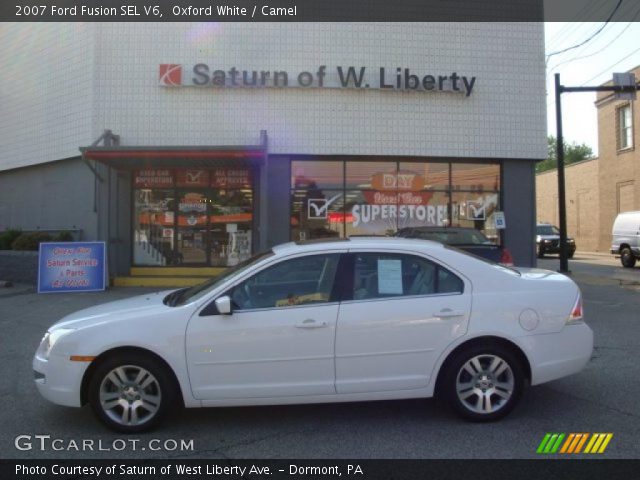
(377, 259, 403, 294)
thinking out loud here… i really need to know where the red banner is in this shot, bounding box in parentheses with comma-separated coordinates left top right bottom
(362, 191, 433, 205)
(176, 169, 210, 187)
(134, 169, 174, 188)
(211, 168, 252, 188)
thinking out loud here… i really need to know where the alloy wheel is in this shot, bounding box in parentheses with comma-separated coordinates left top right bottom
(98, 365, 162, 427)
(455, 354, 514, 414)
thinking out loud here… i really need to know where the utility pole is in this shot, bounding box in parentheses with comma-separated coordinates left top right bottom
(553, 73, 638, 273)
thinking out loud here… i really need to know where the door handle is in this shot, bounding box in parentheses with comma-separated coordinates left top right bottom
(295, 319, 328, 329)
(434, 309, 466, 318)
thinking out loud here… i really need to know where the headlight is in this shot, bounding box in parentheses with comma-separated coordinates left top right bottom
(568, 239, 575, 243)
(37, 328, 75, 359)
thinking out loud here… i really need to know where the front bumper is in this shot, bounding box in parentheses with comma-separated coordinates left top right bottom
(523, 323, 593, 386)
(539, 242, 576, 254)
(33, 352, 89, 407)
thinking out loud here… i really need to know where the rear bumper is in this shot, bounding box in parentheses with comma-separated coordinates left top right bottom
(523, 323, 593, 386)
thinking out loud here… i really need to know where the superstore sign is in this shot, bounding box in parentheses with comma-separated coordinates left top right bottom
(159, 64, 477, 96)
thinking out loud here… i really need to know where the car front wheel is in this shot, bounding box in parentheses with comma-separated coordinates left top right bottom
(443, 345, 524, 422)
(620, 247, 636, 268)
(88, 353, 175, 432)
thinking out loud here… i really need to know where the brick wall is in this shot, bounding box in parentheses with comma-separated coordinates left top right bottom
(595, 67, 640, 251)
(536, 158, 600, 252)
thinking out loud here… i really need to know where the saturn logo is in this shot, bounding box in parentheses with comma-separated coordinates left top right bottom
(159, 64, 182, 86)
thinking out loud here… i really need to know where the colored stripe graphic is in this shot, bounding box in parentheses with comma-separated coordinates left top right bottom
(572, 433, 589, 453)
(538, 433, 613, 454)
(537, 433, 565, 454)
(584, 433, 613, 454)
(536, 433, 552, 454)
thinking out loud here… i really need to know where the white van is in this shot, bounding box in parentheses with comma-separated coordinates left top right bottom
(611, 211, 640, 268)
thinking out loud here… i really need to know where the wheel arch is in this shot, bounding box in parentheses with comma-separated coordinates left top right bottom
(433, 336, 532, 397)
(619, 243, 631, 252)
(80, 346, 184, 407)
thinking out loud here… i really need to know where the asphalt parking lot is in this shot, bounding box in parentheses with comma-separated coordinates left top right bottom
(1, 253, 639, 459)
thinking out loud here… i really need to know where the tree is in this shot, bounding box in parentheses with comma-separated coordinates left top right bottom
(537, 136, 594, 173)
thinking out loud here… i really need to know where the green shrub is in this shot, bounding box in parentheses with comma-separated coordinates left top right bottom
(0, 229, 22, 250)
(11, 232, 53, 251)
(53, 231, 74, 242)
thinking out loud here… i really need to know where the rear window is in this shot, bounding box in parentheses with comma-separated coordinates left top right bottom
(444, 245, 521, 276)
(398, 229, 492, 246)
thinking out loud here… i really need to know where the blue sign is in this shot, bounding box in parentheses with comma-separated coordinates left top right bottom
(38, 242, 106, 293)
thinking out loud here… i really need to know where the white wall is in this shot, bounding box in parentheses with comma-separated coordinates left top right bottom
(0, 23, 96, 171)
(0, 22, 547, 172)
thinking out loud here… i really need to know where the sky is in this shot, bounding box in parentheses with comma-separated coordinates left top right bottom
(545, 21, 640, 156)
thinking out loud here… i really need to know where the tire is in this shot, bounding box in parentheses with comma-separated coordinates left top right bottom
(537, 246, 544, 258)
(442, 344, 525, 422)
(88, 352, 176, 433)
(620, 247, 636, 268)
(567, 251, 574, 259)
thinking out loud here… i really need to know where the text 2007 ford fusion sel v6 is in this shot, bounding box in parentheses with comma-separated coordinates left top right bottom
(33, 237, 593, 432)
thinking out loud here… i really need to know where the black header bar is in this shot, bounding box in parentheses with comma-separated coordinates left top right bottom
(2, 0, 639, 22)
(3, 459, 640, 480)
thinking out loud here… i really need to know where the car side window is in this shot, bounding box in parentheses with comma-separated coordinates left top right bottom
(352, 253, 463, 300)
(229, 254, 340, 310)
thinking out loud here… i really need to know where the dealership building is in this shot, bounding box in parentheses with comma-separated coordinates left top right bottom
(0, 23, 546, 285)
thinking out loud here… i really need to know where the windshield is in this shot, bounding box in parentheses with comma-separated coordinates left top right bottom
(164, 250, 275, 306)
(537, 225, 560, 235)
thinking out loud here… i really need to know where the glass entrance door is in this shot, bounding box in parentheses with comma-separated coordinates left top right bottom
(133, 168, 255, 268)
(176, 190, 209, 265)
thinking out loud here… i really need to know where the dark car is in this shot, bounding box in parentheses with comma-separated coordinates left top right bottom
(536, 223, 576, 258)
(395, 227, 514, 266)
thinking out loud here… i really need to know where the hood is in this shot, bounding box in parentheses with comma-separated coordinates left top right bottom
(50, 289, 178, 331)
(537, 234, 574, 241)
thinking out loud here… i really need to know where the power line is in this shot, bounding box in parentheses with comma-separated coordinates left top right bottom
(580, 45, 640, 85)
(546, 0, 624, 60)
(546, 0, 602, 51)
(548, 12, 640, 75)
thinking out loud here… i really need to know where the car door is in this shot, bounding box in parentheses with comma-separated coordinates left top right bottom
(186, 251, 344, 400)
(335, 250, 472, 394)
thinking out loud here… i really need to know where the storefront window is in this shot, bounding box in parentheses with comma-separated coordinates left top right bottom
(133, 168, 253, 267)
(133, 188, 176, 265)
(291, 161, 342, 190)
(291, 159, 501, 243)
(451, 163, 500, 192)
(400, 162, 449, 190)
(291, 189, 344, 241)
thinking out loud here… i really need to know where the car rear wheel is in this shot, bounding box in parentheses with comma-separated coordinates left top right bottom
(88, 353, 175, 432)
(443, 345, 524, 422)
(620, 247, 636, 268)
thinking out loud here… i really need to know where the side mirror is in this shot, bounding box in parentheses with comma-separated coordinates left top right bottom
(214, 295, 232, 315)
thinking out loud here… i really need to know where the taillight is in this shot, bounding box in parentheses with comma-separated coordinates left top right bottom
(567, 294, 584, 324)
(500, 248, 514, 266)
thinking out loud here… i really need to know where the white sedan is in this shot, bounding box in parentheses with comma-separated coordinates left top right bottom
(33, 237, 593, 432)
